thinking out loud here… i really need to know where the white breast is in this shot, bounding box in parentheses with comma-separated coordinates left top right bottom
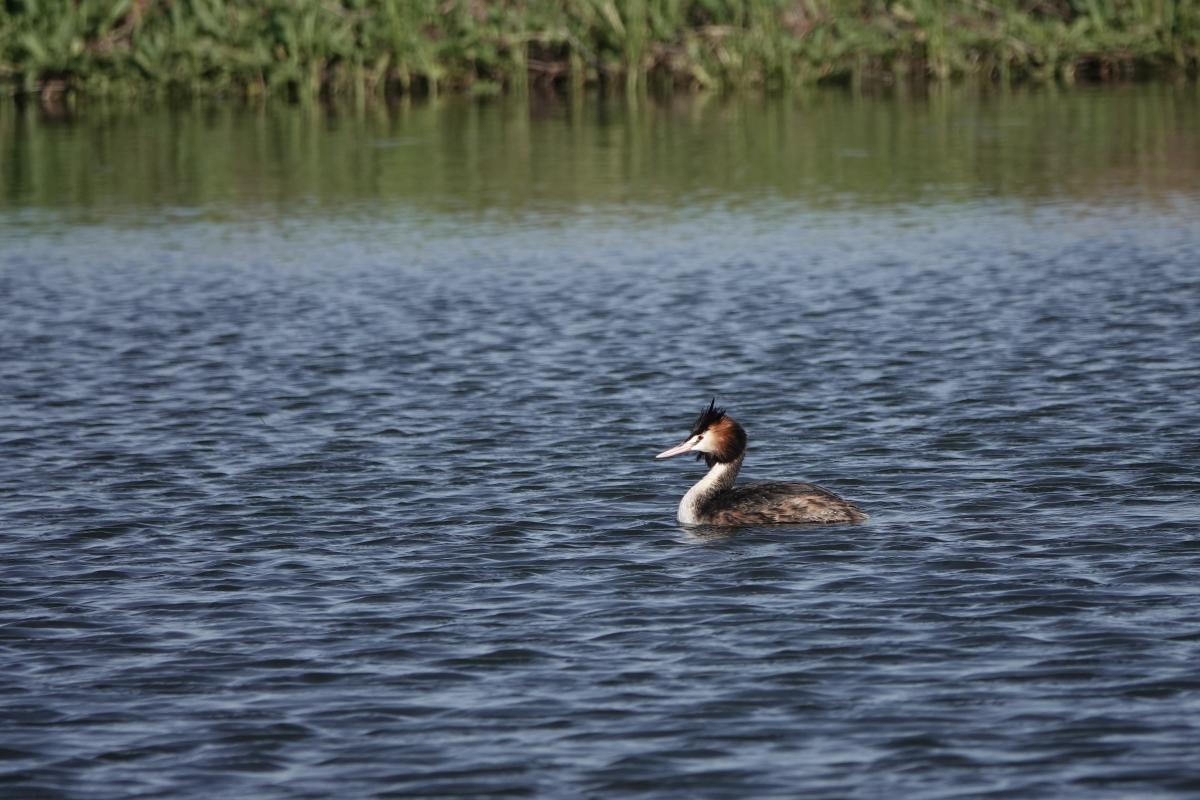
(676, 460, 740, 525)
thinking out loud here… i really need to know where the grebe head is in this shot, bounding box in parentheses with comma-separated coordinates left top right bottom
(655, 399, 747, 467)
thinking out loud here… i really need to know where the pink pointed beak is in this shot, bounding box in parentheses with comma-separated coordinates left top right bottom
(655, 437, 697, 459)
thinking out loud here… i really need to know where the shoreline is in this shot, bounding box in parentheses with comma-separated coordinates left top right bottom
(2, 2, 1198, 103)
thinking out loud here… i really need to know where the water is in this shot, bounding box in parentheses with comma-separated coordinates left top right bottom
(3, 87, 1200, 798)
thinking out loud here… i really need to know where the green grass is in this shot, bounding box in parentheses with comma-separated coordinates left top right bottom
(2, 1, 1197, 99)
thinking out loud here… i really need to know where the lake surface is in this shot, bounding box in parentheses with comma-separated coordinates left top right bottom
(2, 86, 1200, 798)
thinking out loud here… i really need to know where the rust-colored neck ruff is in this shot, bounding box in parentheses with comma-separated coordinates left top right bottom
(701, 417, 747, 467)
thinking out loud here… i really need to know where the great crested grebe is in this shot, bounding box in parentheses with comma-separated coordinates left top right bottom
(655, 400, 867, 526)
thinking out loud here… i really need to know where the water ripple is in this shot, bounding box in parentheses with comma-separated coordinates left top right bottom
(2, 204, 1200, 798)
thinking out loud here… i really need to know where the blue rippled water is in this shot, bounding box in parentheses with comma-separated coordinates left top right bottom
(3, 96, 1200, 798)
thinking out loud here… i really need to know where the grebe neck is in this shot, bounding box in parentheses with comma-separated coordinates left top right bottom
(678, 454, 744, 525)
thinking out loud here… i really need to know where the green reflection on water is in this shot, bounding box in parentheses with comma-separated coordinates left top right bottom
(2, 86, 1198, 220)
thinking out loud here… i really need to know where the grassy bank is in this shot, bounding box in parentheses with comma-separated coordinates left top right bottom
(2, 1, 1198, 100)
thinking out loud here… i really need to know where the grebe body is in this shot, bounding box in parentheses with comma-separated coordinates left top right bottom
(656, 400, 866, 526)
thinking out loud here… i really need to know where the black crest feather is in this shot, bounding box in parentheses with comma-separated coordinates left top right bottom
(690, 398, 726, 437)
(685, 398, 746, 466)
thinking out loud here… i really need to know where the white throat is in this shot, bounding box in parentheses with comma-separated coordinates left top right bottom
(677, 455, 744, 524)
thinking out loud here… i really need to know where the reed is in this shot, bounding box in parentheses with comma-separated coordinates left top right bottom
(2, 1, 1197, 99)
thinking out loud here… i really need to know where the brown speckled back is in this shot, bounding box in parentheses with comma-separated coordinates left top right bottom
(702, 482, 867, 525)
